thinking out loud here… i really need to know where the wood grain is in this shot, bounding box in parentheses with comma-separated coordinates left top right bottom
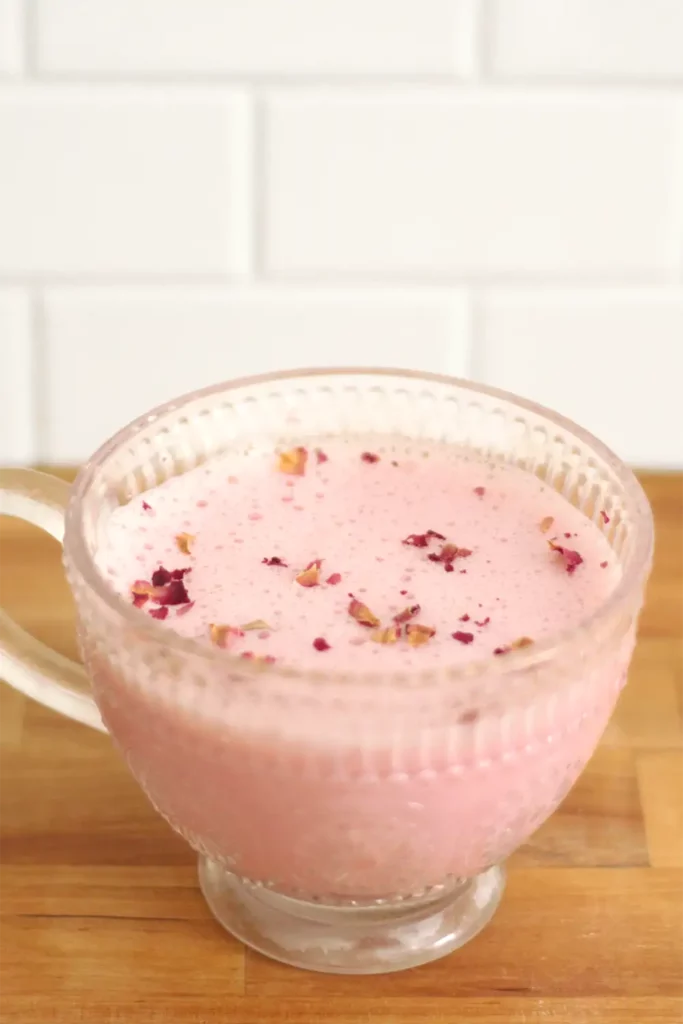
(1, 470, 682, 1024)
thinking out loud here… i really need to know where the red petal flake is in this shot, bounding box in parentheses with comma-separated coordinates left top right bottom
(313, 637, 331, 651)
(241, 651, 277, 665)
(142, 501, 152, 511)
(175, 601, 195, 616)
(474, 486, 486, 497)
(406, 623, 436, 648)
(149, 606, 168, 620)
(459, 613, 470, 622)
(474, 616, 490, 628)
(452, 631, 474, 644)
(371, 625, 401, 645)
(600, 510, 610, 524)
(278, 447, 308, 476)
(548, 539, 584, 575)
(348, 596, 380, 628)
(130, 579, 152, 607)
(314, 448, 329, 464)
(402, 529, 446, 549)
(326, 572, 342, 586)
(428, 542, 472, 569)
(600, 561, 608, 569)
(295, 559, 322, 587)
(393, 604, 421, 625)
(262, 556, 288, 567)
(151, 578, 191, 605)
(361, 452, 380, 464)
(493, 646, 510, 656)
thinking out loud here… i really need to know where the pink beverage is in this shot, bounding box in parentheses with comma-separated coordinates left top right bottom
(91, 437, 621, 898)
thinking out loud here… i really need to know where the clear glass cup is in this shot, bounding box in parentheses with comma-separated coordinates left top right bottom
(0, 368, 654, 974)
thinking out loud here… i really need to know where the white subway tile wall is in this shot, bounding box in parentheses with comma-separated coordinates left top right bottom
(0, 0, 681, 467)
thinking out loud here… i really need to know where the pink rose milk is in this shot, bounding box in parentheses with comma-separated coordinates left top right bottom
(90, 438, 622, 898)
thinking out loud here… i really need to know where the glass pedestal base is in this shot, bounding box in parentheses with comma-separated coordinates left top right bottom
(198, 857, 505, 975)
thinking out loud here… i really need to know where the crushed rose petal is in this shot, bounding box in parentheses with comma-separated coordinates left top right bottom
(600, 510, 610, 524)
(406, 623, 436, 648)
(295, 559, 322, 587)
(314, 448, 329, 464)
(313, 637, 331, 652)
(262, 556, 288, 567)
(241, 651, 277, 665)
(402, 529, 446, 548)
(348, 596, 380, 628)
(428, 542, 472, 569)
(511, 636, 534, 650)
(278, 447, 308, 476)
(142, 501, 152, 511)
(474, 486, 486, 497)
(151, 567, 171, 586)
(175, 601, 195, 617)
(474, 617, 490, 628)
(209, 624, 245, 649)
(459, 613, 471, 622)
(539, 516, 554, 534)
(149, 606, 168, 620)
(326, 572, 342, 586)
(242, 619, 272, 631)
(361, 452, 380, 464)
(175, 532, 195, 555)
(371, 625, 401, 645)
(151, 579, 190, 605)
(393, 604, 421, 625)
(452, 630, 474, 644)
(493, 646, 510, 656)
(600, 561, 608, 569)
(548, 539, 584, 575)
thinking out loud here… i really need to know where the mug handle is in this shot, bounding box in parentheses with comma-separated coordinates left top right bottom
(0, 468, 105, 732)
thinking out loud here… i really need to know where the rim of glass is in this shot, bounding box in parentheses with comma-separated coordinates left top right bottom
(65, 367, 654, 687)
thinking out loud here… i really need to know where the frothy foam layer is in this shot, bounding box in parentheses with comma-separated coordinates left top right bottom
(96, 437, 619, 671)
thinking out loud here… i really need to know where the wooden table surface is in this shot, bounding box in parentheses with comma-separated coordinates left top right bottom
(1, 471, 681, 1024)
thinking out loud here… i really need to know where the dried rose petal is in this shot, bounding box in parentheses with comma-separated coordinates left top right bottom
(295, 559, 322, 588)
(142, 501, 152, 511)
(326, 572, 342, 586)
(600, 510, 610, 524)
(452, 630, 474, 644)
(361, 452, 380, 464)
(241, 651, 276, 665)
(175, 601, 195, 617)
(314, 448, 329, 464)
(539, 516, 554, 534)
(131, 579, 152, 607)
(474, 617, 490, 628)
(402, 529, 446, 549)
(426, 529, 447, 541)
(151, 579, 190, 606)
(511, 636, 534, 650)
(371, 625, 401, 645)
(170, 567, 190, 580)
(242, 619, 272, 631)
(151, 567, 171, 586)
(348, 596, 380, 628)
(393, 604, 421, 625)
(209, 624, 244, 649)
(175, 532, 195, 555)
(262, 556, 288, 567)
(600, 561, 608, 569)
(548, 539, 584, 575)
(459, 613, 471, 622)
(406, 623, 436, 648)
(278, 447, 308, 476)
(149, 606, 168, 620)
(313, 637, 331, 651)
(428, 542, 472, 569)
(493, 646, 510, 656)
(474, 486, 486, 497)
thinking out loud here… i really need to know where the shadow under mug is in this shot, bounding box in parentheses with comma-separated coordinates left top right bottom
(0, 368, 654, 974)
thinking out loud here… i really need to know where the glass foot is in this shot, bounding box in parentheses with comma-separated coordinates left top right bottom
(198, 858, 505, 975)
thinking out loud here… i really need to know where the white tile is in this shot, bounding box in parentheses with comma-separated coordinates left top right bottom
(0, 86, 250, 276)
(42, 287, 470, 462)
(477, 289, 683, 468)
(36, 0, 476, 77)
(490, 0, 683, 79)
(265, 92, 679, 278)
(0, 289, 34, 464)
(0, 0, 23, 76)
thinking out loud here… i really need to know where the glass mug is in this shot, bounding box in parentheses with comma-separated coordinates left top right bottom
(0, 369, 653, 975)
